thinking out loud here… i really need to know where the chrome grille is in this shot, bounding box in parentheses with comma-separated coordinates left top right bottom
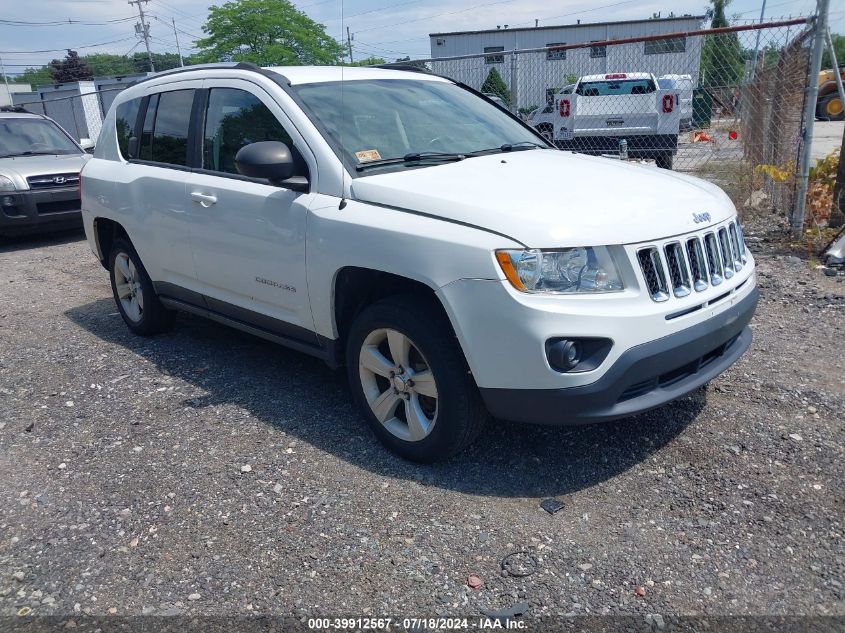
(728, 223, 743, 270)
(636, 247, 669, 302)
(26, 172, 80, 190)
(664, 242, 691, 297)
(717, 228, 734, 280)
(685, 237, 708, 292)
(636, 220, 748, 303)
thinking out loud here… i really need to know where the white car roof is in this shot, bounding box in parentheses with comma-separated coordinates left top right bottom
(579, 72, 653, 82)
(263, 65, 450, 85)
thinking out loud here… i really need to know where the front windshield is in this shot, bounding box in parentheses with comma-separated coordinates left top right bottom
(292, 79, 542, 170)
(0, 118, 81, 158)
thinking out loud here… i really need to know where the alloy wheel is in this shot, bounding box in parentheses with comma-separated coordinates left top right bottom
(113, 252, 144, 323)
(358, 328, 438, 442)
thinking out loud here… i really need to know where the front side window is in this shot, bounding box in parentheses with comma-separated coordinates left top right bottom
(0, 118, 80, 158)
(202, 88, 297, 176)
(115, 97, 141, 159)
(484, 46, 504, 64)
(293, 79, 542, 172)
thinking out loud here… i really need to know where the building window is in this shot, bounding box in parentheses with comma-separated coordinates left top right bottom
(546, 43, 566, 60)
(590, 42, 607, 58)
(484, 46, 504, 64)
(644, 37, 687, 55)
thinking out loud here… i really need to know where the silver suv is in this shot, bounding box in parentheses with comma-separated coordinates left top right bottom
(0, 108, 92, 237)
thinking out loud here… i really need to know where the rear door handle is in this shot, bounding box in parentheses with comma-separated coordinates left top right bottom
(190, 191, 217, 207)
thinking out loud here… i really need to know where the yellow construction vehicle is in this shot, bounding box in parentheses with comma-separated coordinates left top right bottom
(817, 65, 845, 120)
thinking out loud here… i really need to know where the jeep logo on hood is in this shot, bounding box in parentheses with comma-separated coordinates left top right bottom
(692, 212, 712, 224)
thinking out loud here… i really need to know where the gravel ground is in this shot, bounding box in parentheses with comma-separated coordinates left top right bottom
(0, 228, 843, 625)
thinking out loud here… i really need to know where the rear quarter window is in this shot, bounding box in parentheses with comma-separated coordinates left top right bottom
(115, 98, 142, 159)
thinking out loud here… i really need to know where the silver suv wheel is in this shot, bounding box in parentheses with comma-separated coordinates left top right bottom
(358, 327, 439, 442)
(113, 251, 144, 323)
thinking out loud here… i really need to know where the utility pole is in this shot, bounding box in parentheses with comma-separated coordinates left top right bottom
(172, 18, 185, 67)
(0, 54, 12, 106)
(792, 0, 830, 236)
(346, 27, 354, 64)
(128, 0, 155, 73)
(749, 0, 768, 79)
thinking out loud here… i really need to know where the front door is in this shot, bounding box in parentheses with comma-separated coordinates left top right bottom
(187, 81, 317, 343)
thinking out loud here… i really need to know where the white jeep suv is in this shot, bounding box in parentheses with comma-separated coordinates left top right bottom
(80, 63, 757, 462)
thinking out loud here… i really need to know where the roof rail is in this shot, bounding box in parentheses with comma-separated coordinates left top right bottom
(373, 63, 432, 74)
(134, 61, 262, 85)
(0, 106, 31, 114)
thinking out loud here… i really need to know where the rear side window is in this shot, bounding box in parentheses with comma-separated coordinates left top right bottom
(202, 88, 295, 175)
(115, 98, 141, 159)
(150, 90, 194, 166)
(139, 93, 159, 161)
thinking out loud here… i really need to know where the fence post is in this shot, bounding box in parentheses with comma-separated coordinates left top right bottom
(791, 0, 830, 237)
(509, 50, 518, 114)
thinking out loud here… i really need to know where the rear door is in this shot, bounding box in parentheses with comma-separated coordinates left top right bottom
(186, 80, 318, 343)
(571, 78, 660, 136)
(125, 85, 201, 292)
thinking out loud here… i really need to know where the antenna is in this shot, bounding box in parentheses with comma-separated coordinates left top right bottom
(339, 0, 348, 210)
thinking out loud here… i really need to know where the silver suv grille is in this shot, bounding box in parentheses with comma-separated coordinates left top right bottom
(637, 220, 747, 303)
(26, 173, 80, 190)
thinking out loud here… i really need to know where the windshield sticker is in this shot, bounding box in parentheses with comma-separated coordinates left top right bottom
(355, 149, 381, 162)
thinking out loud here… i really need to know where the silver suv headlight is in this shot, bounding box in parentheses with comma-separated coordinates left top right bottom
(0, 175, 16, 192)
(496, 247, 624, 294)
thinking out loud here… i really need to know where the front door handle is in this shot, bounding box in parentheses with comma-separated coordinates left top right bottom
(190, 191, 217, 207)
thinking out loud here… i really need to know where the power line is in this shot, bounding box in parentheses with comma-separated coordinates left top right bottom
(0, 17, 136, 26)
(0, 36, 137, 55)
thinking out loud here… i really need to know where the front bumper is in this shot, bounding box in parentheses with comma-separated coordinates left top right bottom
(557, 133, 678, 155)
(479, 287, 757, 425)
(0, 187, 82, 236)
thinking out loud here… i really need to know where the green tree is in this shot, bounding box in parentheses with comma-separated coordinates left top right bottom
(700, 0, 744, 88)
(481, 67, 510, 104)
(822, 33, 845, 69)
(349, 56, 386, 67)
(11, 66, 52, 85)
(194, 0, 345, 65)
(49, 50, 94, 83)
(130, 52, 184, 73)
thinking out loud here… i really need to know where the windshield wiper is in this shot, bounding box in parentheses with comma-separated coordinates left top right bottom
(356, 151, 466, 171)
(467, 141, 547, 156)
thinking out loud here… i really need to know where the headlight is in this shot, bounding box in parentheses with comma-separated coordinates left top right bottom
(496, 247, 624, 294)
(0, 175, 16, 192)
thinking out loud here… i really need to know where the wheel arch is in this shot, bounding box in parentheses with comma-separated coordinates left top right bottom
(330, 266, 459, 367)
(93, 217, 130, 269)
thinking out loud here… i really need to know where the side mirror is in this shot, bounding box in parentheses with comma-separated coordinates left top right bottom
(235, 141, 304, 187)
(79, 138, 95, 153)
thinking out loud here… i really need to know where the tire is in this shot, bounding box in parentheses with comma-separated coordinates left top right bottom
(655, 152, 674, 170)
(108, 238, 174, 336)
(817, 94, 844, 121)
(345, 295, 488, 463)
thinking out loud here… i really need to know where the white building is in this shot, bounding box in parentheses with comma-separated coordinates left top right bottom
(0, 84, 33, 108)
(429, 15, 705, 110)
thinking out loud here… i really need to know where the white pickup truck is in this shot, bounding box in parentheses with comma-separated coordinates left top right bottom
(531, 72, 681, 169)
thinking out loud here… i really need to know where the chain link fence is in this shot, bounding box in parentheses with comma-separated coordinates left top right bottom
(383, 18, 814, 217)
(6, 18, 818, 221)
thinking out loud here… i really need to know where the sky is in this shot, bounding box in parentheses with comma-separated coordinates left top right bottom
(0, 0, 839, 77)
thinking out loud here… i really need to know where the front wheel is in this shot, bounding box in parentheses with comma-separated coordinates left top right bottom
(655, 152, 674, 170)
(345, 296, 487, 463)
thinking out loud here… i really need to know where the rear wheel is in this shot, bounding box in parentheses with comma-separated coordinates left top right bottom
(346, 295, 487, 463)
(655, 152, 674, 170)
(109, 238, 174, 336)
(817, 93, 844, 121)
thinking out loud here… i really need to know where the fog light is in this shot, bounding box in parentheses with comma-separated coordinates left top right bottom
(548, 339, 581, 371)
(2, 196, 14, 207)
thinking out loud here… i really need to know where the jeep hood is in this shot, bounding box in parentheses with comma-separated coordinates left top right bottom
(0, 153, 89, 189)
(350, 150, 736, 247)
